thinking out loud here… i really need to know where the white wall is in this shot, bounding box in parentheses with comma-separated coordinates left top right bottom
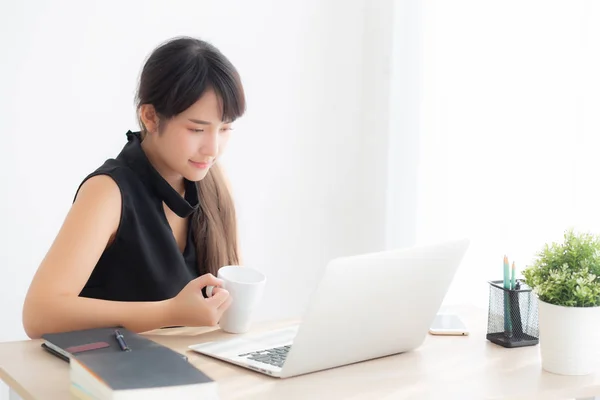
(385, 0, 423, 249)
(0, 0, 406, 344)
(417, 0, 600, 307)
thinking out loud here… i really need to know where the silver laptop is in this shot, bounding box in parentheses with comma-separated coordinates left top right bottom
(189, 238, 470, 378)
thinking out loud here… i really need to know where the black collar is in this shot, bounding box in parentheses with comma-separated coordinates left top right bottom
(117, 130, 199, 218)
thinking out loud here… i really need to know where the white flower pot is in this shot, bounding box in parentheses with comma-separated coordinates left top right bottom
(538, 298, 600, 375)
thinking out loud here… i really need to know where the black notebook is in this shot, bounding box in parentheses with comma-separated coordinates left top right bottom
(42, 328, 216, 400)
(42, 327, 164, 360)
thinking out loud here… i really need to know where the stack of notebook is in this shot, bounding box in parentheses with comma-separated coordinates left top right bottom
(42, 327, 217, 399)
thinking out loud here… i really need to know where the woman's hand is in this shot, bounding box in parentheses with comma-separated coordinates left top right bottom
(167, 274, 232, 327)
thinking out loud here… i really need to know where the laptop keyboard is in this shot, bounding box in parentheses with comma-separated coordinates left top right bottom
(238, 345, 291, 368)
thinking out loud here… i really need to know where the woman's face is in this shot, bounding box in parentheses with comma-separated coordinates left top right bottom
(142, 88, 234, 183)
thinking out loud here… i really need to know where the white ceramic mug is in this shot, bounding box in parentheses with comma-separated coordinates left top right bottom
(206, 265, 266, 334)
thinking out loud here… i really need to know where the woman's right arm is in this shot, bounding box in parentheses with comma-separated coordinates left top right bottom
(22, 175, 230, 339)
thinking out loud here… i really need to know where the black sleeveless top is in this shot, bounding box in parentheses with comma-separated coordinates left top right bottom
(77, 130, 202, 302)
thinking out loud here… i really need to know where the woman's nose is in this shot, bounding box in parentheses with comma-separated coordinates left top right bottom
(201, 130, 219, 157)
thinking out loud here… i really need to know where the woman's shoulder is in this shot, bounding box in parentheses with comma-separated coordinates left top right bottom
(83, 157, 131, 182)
(74, 157, 140, 203)
(68, 170, 123, 250)
(74, 173, 121, 208)
(74, 159, 124, 203)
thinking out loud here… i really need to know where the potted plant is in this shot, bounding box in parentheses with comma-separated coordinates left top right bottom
(523, 229, 600, 375)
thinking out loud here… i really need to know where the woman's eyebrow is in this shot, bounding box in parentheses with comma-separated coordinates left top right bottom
(188, 118, 212, 125)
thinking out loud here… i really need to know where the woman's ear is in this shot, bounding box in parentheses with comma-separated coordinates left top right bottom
(139, 104, 159, 134)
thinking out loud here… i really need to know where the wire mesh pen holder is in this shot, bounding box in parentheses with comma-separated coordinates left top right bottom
(486, 280, 539, 348)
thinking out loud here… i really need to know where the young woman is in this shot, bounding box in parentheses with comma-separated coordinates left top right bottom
(22, 37, 245, 338)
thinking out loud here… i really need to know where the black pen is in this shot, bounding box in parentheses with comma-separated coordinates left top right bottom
(114, 329, 131, 352)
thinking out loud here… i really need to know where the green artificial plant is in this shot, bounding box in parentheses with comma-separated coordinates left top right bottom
(523, 229, 600, 307)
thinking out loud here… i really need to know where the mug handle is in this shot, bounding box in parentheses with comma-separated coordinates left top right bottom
(205, 285, 215, 297)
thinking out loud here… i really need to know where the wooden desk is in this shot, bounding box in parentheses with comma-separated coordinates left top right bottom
(1, 305, 600, 400)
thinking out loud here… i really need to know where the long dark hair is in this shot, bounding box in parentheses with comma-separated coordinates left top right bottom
(135, 37, 246, 276)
